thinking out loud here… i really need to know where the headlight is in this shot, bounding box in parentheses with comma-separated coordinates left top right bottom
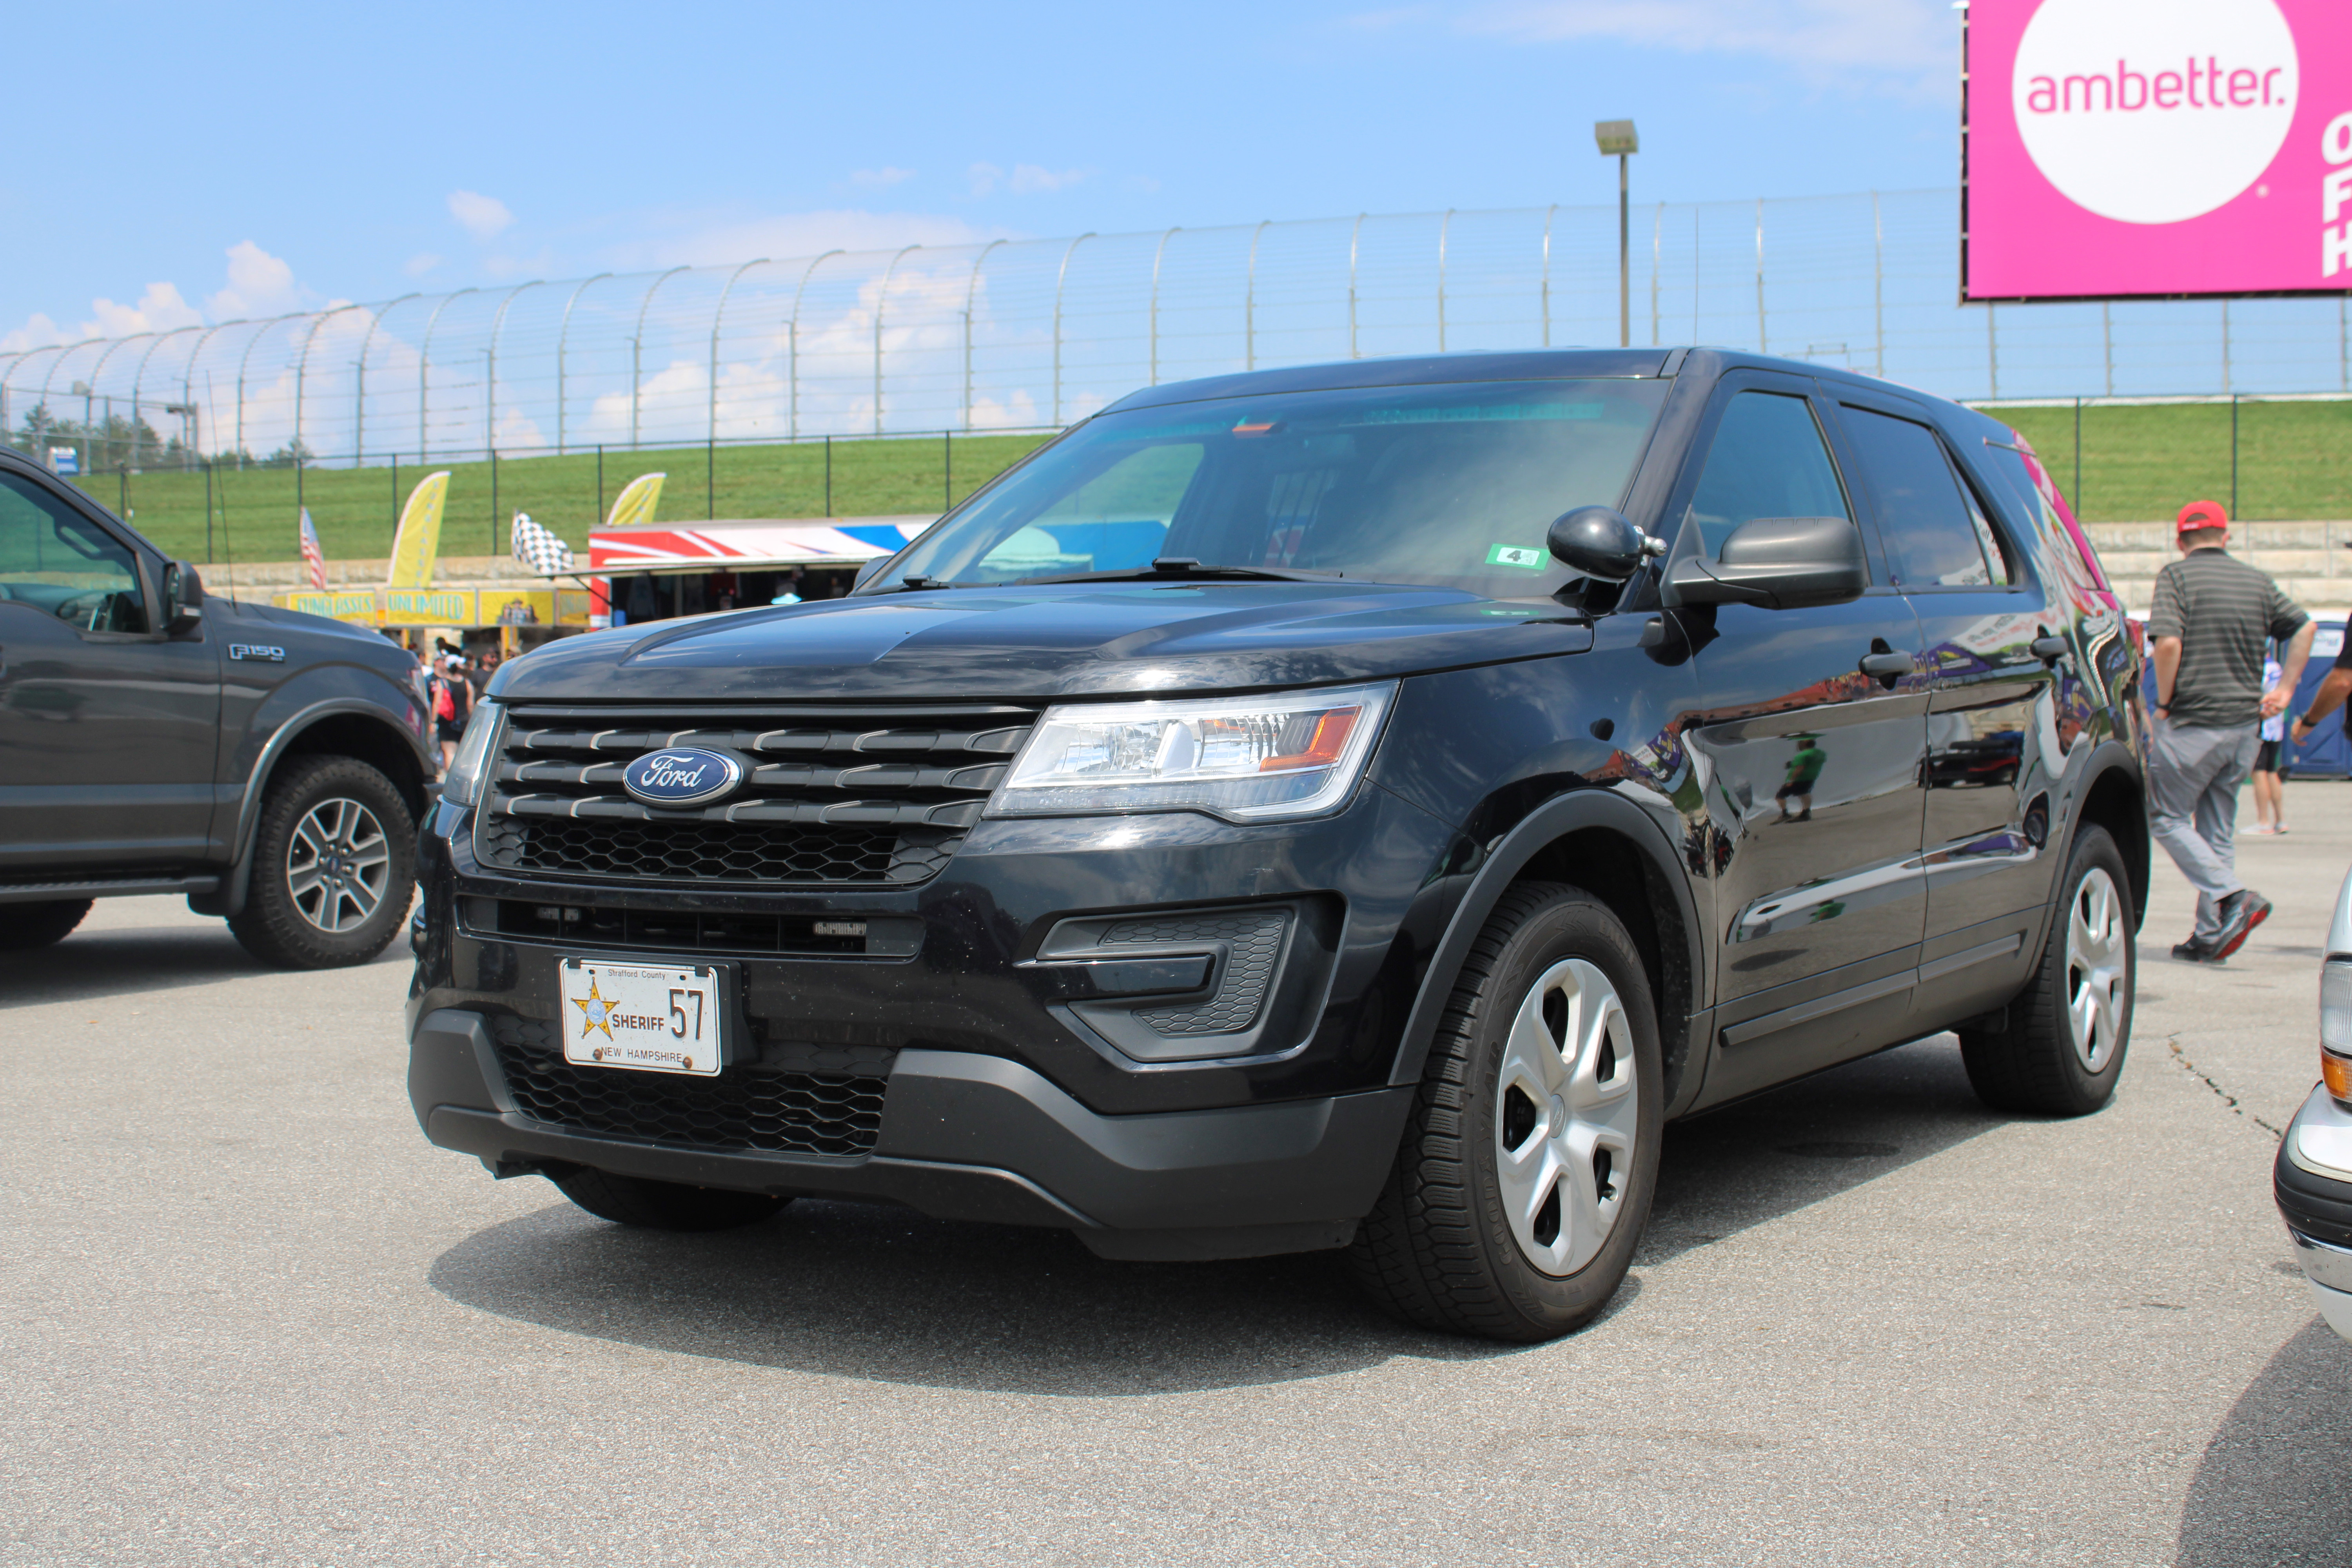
(439, 701, 503, 808)
(989, 682, 1394, 823)
(2325, 958, 2352, 1103)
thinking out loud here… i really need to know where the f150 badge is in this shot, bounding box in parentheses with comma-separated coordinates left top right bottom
(228, 644, 286, 662)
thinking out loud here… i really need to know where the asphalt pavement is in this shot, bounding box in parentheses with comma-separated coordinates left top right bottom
(4, 784, 2349, 1566)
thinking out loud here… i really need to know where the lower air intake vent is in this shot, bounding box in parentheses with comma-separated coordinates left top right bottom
(488, 1015, 888, 1159)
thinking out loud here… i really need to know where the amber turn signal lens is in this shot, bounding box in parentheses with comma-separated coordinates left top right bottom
(2325, 1051, 2352, 1103)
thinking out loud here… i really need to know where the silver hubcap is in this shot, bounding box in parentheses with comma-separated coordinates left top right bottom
(1494, 957, 1639, 1277)
(287, 797, 390, 934)
(2065, 866, 2127, 1072)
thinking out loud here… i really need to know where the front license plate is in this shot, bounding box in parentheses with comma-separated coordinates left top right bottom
(558, 958, 725, 1076)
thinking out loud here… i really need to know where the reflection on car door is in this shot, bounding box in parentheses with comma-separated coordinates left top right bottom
(0, 472, 221, 874)
(1670, 374, 1931, 1105)
(1833, 394, 2059, 1021)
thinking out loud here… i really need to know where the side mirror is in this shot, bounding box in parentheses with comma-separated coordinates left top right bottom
(1665, 515, 1867, 611)
(852, 557, 891, 592)
(161, 560, 204, 635)
(1546, 506, 1666, 583)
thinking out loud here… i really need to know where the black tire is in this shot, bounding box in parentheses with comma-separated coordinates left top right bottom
(1958, 824, 2135, 1116)
(227, 755, 416, 970)
(1350, 883, 1664, 1342)
(0, 899, 91, 952)
(550, 1167, 790, 1232)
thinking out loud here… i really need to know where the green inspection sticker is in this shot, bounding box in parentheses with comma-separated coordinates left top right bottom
(1486, 544, 1547, 569)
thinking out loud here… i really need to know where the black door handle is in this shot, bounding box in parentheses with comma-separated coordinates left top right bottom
(2030, 635, 2070, 664)
(1858, 652, 1912, 684)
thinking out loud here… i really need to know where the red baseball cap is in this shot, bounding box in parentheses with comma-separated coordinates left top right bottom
(2176, 499, 2229, 534)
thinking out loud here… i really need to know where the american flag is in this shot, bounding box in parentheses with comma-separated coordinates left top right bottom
(298, 507, 327, 590)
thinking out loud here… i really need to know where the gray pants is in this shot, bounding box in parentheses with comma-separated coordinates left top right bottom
(2148, 720, 2259, 940)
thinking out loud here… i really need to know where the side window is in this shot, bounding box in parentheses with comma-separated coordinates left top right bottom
(0, 473, 149, 633)
(1955, 473, 2013, 588)
(1684, 391, 1853, 559)
(1841, 408, 1995, 590)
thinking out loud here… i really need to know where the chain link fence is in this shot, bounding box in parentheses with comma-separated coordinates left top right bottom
(5, 187, 2349, 519)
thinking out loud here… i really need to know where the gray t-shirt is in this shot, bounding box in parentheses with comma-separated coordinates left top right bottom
(2147, 548, 2308, 729)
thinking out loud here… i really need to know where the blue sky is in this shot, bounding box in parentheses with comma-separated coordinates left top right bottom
(4, 0, 1963, 350)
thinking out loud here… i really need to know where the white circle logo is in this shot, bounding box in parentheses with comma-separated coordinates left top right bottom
(2012, 0, 2298, 225)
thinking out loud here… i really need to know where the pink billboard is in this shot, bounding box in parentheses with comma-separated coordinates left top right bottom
(1965, 0, 2352, 301)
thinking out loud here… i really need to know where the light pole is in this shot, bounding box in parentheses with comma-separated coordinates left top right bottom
(1594, 119, 1639, 348)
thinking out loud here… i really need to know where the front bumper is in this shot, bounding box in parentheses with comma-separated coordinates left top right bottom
(410, 1007, 1414, 1260)
(2274, 1083, 2352, 1344)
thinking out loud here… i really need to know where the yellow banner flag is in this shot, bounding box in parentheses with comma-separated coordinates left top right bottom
(386, 471, 451, 588)
(604, 472, 666, 529)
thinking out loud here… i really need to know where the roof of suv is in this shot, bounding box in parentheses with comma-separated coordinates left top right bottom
(1098, 347, 1983, 430)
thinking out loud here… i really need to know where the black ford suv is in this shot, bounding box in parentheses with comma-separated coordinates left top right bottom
(0, 446, 433, 968)
(408, 348, 2147, 1340)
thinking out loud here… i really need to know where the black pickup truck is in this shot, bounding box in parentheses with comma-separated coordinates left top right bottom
(0, 446, 434, 967)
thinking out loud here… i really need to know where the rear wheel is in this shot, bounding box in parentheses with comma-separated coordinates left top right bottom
(1958, 824, 2134, 1116)
(1351, 883, 1663, 1342)
(0, 899, 91, 952)
(550, 1167, 790, 1232)
(228, 756, 416, 969)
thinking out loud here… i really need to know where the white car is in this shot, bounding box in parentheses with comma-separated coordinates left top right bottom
(2277, 866, 2352, 1343)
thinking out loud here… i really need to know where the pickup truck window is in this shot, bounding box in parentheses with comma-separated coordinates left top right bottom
(0, 473, 148, 633)
(882, 378, 1671, 598)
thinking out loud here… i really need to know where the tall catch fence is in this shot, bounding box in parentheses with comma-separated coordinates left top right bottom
(5, 187, 2350, 556)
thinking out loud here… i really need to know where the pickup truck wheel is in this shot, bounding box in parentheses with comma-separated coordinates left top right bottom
(0, 899, 91, 951)
(550, 1167, 790, 1232)
(227, 756, 416, 970)
(1958, 824, 2134, 1116)
(1351, 883, 1663, 1342)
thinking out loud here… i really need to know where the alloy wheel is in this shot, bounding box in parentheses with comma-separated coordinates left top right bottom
(1493, 956, 1639, 1276)
(287, 797, 391, 934)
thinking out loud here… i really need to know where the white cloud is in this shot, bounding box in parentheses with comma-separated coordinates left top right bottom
(206, 240, 304, 318)
(606, 207, 1002, 270)
(968, 163, 1090, 198)
(1381, 0, 1953, 90)
(448, 189, 516, 243)
(405, 252, 443, 277)
(850, 166, 916, 189)
(0, 312, 71, 353)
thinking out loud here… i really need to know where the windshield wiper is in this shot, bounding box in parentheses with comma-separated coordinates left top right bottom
(1014, 557, 1344, 587)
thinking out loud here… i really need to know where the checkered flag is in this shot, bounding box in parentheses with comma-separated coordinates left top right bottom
(509, 512, 575, 577)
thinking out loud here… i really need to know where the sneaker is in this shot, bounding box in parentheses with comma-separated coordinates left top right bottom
(2211, 889, 2272, 960)
(2172, 936, 2223, 964)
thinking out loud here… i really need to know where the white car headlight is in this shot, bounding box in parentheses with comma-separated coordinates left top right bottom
(989, 683, 1394, 823)
(440, 701, 504, 808)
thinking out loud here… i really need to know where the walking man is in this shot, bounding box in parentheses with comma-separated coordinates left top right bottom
(2147, 500, 2314, 962)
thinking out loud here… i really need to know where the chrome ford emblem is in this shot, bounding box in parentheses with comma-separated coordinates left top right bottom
(622, 747, 744, 808)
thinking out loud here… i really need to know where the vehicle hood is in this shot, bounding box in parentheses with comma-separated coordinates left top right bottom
(492, 582, 1593, 703)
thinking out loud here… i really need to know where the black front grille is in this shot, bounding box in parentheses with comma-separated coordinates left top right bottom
(475, 704, 1034, 887)
(489, 1016, 888, 1158)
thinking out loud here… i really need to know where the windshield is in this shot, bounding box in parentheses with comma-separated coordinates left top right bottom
(873, 377, 1671, 597)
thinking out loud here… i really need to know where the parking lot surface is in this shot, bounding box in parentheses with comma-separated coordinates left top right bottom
(5, 785, 2350, 1567)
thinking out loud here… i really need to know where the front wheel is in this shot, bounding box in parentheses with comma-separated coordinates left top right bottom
(227, 756, 416, 969)
(1351, 883, 1664, 1342)
(1958, 824, 2135, 1116)
(550, 1167, 791, 1232)
(0, 899, 91, 952)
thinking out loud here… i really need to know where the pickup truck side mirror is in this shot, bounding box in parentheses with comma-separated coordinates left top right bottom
(1664, 515, 1867, 611)
(161, 560, 204, 635)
